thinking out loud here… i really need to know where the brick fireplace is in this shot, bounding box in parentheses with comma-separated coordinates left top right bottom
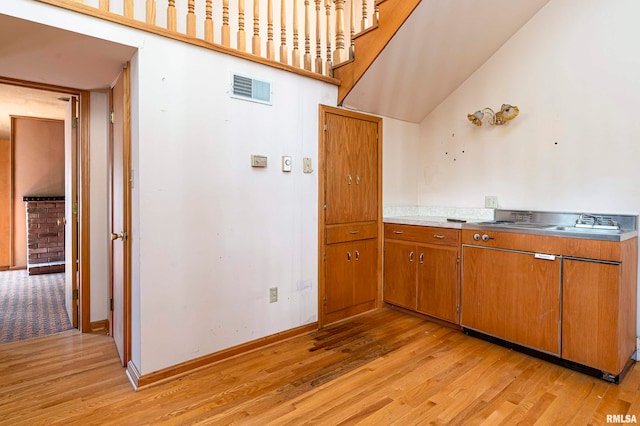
(23, 196, 65, 275)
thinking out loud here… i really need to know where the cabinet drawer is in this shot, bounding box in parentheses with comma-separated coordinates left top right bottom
(385, 224, 459, 246)
(326, 222, 377, 244)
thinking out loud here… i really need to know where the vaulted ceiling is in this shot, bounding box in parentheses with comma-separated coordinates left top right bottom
(341, 0, 551, 123)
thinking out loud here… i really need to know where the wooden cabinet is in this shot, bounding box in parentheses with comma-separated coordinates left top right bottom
(461, 246, 561, 354)
(383, 224, 460, 324)
(461, 229, 638, 381)
(562, 252, 637, 377)
(320, 106, 382, 326)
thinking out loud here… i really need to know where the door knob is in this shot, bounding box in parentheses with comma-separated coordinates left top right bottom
(111, 232, 127, 241)
(57, 218, 67, 226)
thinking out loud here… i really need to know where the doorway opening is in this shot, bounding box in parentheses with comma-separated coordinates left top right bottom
(0, 79, 86, 343)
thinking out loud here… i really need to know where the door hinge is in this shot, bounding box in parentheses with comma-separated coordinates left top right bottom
(457, 256, 460, 264)
(323, 297, 327, 306)
(110, 111, 115, 124)
(72, 117, 78, 128)
(72, 202, 78, 215)
(376, 132, 379, 140)
(323, 124, 328, 131)
(323, 253, 326, 262)
(456, 305, 460, 313)
(323, 202, 327, 210)
(110, 298, 114, 311)
(73, 289, 79, 300)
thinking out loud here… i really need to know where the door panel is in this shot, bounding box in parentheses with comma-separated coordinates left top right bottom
(325, 243, 353, 314)
(0, 139, 9, 268)
(462, 247, 561, 354)
(64, 98, 79, 328)
(353, 239, 377, 306)
(417, 246, 458, 323)
(111, 69, 128, 366)
(383, 241, 416, 310)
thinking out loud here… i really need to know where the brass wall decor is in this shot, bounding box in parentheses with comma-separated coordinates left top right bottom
(468, 104, 519, 126)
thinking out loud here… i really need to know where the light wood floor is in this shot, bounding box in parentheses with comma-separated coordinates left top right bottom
(1, 308, 639, 425)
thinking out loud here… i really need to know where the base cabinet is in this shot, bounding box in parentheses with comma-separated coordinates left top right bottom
(383, 224, 460, 324)
(325, 238, 377, 321)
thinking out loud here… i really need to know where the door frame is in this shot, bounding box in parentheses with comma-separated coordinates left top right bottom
(317, 105, 383, 328)
(0, 76, 92, 332)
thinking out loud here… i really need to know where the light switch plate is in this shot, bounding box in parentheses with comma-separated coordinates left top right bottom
(251, 154, 268, 167)
(303, 157, 313, 173)
(485, 195, 499, 209)
(282, 156, 292, 172)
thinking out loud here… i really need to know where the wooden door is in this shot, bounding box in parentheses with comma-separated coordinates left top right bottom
(110, 68, 130, 366)
(383, 241, 416, 310)
(562, 259, 621, 373)
(461, 247, 561, 354)
(352, 239, 377, 306)
(417, 246, 459, 323)
(0, 139, 9, 268)
(64, 97, 79, 328)
(325, 242, 353, 315)
(324, 113, 377, 224)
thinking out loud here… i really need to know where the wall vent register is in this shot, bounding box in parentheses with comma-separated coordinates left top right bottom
(231, 73, 272, 105)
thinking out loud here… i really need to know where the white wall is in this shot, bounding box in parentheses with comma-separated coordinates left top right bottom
(414, 0, 640, 330)
(382, 117, 420, 207)
(89, 91, 109, 322)
(417, 0, 640, 214)
(132, 39, 336, 374)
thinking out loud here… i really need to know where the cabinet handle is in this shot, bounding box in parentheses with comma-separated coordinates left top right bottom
(356, 175, 360, 185)
(433, 234, 445, 239)
(347, 175, 352, 185)
(355, 250, 360, 261)
(349, 230, 359, 234)
(393, 230, 404, 234)
(347, 251, 351, 261)
(419, 253, 424, 264)
(409, 251, 414, 262)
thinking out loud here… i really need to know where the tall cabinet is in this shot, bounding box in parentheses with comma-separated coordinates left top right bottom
(319, 105, 382, 326)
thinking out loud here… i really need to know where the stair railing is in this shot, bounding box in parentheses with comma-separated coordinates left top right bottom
(37, 0, 380, 78)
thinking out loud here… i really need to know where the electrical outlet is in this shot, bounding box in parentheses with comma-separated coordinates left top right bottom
(269, 287, 278, 303)
(485, 196, 499, 209)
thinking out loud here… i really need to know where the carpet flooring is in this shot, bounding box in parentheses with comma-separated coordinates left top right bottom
(0, 270, 73, 344)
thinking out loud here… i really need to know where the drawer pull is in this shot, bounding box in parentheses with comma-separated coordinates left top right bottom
(393, 231, 404, 234)
(347, 175, 352, 185)
(409, 251, 414, 262)
(419, 253, 424, 264)
(349, 230, 359, 234)
(433, 234, 445, 239)
(355, 250, 360, 261)
(347, 251, 351, 261)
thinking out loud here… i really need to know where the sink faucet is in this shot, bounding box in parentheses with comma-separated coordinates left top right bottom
(577, 213, 599, 225)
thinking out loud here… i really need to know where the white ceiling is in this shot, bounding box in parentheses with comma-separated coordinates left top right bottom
(0, 14, 137, 140)
(342, 0, 551, 123)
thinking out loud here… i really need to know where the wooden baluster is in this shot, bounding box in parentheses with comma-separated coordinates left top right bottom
(146, 0, 157, 25)
(238, 0, 246, 51)
(124, 0, 134, 18)
(167, 0, 177, 31)
(187, 0, 196, 36)
(252, 0, 261, 55)
(373, 2, 379, 26)
(280, 0, 288, 64)
(349, 0, 355, 59)
(314, 0, 322, 74)
(205, 0, 214, 42)
(304, 0, 311, 70)
(361, 0, 368, 30)
(222, 0, 231, 47)
(99, 0, 109, 11)
(325, 0, 332, 76)
(333, 0, 345, 64)
(292, 0, 300, 67)
(267, 0, 275, 60)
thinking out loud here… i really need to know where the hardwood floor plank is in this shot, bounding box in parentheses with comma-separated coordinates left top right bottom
(0, 308, 638, 425)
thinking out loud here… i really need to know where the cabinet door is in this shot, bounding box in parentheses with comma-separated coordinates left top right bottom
(562, 259, 621, 373)
(383, 241, 417, 310)
(417, 245, 459, 323)
(353, 239, 378, 306)
(324, 113, 378, 224)
(461, 247, 561, 354)
(325, 242, 353, 315)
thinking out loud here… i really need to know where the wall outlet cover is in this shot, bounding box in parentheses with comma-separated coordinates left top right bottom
(485, 195, 499, 209)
